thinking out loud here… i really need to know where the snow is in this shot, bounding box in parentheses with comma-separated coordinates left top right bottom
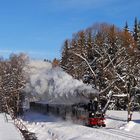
(0, 113, 23, 140)
(24, 60, 98, 104)
(107, 111, 140, 134)
(113, 94, 127, 97)
(121, 121, 136, 131)
(21, 110, 140, 140)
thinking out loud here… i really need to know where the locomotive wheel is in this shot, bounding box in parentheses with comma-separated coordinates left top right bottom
(102, 124, 106, 127)
(87, 124, 92, 127)
(86, 123, 93, 127)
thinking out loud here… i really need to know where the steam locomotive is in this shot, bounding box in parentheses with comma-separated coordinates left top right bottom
(29, 100, 106, 127)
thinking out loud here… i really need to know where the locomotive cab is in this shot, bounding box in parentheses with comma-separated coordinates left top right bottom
(88, 112, 106, 127)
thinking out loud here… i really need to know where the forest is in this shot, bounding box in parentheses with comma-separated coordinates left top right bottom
(61, 18, 140, 120)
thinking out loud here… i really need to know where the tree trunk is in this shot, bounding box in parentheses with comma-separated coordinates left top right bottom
(127, 91, 132, 122)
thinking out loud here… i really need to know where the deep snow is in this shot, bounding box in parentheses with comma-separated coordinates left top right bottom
(0, 113, 23, 140)
(21, 110, 140, 140)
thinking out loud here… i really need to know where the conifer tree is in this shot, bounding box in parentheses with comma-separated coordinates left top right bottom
(61, 40, 69, 71)
(137, 21, 140, 49)
(133, 17, 140, 49)
(124, 21, 129, 32)
(133, 17, 138, 41)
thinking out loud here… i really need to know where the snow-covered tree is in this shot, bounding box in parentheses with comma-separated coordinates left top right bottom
(0, 53, 28, 117)
(61, 22, 140, 121)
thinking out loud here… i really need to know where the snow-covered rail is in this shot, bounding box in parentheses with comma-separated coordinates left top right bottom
(100, 128, 140, 140)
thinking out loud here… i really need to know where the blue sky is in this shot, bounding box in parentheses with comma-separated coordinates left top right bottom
(0, 0, 140, 60)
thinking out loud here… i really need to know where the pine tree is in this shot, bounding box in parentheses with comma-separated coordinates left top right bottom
(133, 17, 140, 49)
(133, 17, 138, 41)
(61, 40, 69, 71)
(124, 21, 129, 32)
(137, 21, 140, 49)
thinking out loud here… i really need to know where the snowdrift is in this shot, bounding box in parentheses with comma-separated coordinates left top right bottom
(24, 60, 98, 104)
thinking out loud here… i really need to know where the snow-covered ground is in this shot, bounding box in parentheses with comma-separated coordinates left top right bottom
(0, 113, 23, 140)
(21, 110, 140, 140)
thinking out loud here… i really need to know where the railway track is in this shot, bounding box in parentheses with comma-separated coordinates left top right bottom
(100, 128, 140, 140)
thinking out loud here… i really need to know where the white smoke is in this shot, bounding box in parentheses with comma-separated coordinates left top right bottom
(24, 60, 98, 104)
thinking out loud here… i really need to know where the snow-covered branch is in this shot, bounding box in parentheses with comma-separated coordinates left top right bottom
(69, 51, 96, 78)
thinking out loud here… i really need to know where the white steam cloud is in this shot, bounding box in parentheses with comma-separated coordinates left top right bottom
(24, 60, 98, 104)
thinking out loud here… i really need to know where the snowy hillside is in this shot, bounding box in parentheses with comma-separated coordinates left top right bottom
(21, 110, 140, 140)
(24, 60, 98, 104)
